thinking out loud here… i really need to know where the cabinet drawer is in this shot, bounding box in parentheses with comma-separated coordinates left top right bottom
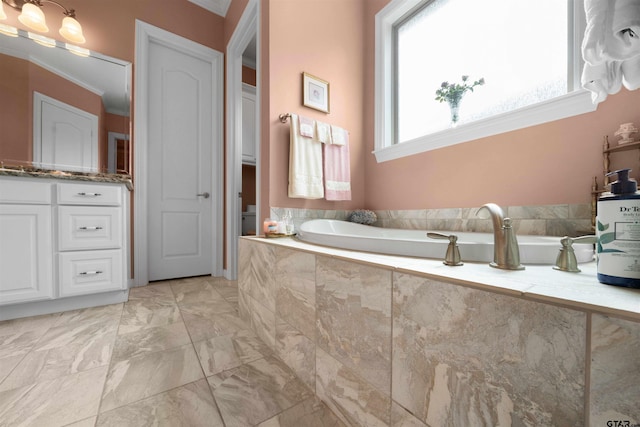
(0, 178, 51, 204)
(58, 250, 124, 297)
(57, 183, 122, 206)
(58, 206, 122, 250)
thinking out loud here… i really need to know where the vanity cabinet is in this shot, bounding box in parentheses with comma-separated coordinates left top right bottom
(242, 83, 257, 165)
(0, 179, 54, 304)
(56, 183, 125, 297)
(0, 175, 129, 316)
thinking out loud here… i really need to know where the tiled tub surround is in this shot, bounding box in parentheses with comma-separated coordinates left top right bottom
(238, 237, 640, 426)
(270, 203, 593, 237)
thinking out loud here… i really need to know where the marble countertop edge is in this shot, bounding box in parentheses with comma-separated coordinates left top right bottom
(242, 236, 640, 321)
(0, 167, 133, 190)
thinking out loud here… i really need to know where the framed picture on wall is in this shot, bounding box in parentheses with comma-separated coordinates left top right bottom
(302, 72, 330, 113)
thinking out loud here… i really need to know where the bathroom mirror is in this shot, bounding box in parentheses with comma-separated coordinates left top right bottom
(0, 30, 132, 174)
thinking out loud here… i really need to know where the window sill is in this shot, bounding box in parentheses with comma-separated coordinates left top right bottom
(373, 90, 598, 163)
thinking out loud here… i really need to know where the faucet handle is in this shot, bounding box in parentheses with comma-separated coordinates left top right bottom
(427, 233, 463, 266)
(553, 235, 597, 272)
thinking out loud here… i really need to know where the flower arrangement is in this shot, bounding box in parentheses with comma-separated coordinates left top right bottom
(348, 209, 377, 225)
(435, 75, 485, 125)
(435, 75, 485, 104)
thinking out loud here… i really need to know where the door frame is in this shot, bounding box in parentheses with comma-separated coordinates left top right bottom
(107, 132, 129, 174)
(134, 20, 224, 286)
(225, 0, 260, 280)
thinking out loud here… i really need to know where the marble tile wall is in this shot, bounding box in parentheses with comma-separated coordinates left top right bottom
(270, 203, 593, 237)
(239, 238, 640, 427)
(316, 257, 392, 395)
(590, 314, 640, 426)
(393, 273, 585, 426)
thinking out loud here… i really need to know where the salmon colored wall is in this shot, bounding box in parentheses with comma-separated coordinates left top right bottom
(225, 0, 250, 46)
(265, 0, 366, 212)
(104, 113, 130, 136)
(0, 55, 29, 163)
(363, 0, 640, 210)
(243, 66, 257, 86)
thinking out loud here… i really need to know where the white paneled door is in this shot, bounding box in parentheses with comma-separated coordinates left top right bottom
(147, 39, 215, 281)
(34, 92, 98, 173)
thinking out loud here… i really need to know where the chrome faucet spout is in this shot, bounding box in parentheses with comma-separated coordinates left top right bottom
(477, 203, 525, 270)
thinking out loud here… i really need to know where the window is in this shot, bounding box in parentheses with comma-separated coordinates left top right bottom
(374, 0, 595, 162)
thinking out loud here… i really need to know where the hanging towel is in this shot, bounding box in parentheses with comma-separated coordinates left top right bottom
(582, 0, 640, 103)
(609, 0, 640, 60)
(330, 125, 347, 146)
(622, 55, 640, 89)
(582, 0, 609, 66)
(324, 126, 351, 201)
(298, 115, 315, 138)
(288, 113, 324, 199)
(315, 121, 332, 144)
(581, 61, 623, 104)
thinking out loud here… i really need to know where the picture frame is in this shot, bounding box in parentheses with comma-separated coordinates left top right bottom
(302, 72, 330, 113)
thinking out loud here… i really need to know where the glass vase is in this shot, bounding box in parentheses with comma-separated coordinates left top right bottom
(447, 96, 462, 127)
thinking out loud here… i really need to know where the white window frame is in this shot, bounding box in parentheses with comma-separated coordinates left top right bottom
(373, 0, 596, 163)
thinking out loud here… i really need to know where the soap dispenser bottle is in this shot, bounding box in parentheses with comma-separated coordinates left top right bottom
(596, 168, 640, 288)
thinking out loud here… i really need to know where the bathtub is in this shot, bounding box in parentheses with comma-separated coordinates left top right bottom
(297, 219, 595, 265)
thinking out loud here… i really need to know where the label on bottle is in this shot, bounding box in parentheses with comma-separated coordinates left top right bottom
(597, 199, 640, 279)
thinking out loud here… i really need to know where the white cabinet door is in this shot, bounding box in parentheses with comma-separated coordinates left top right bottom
(0, 205, 53, 305)
(242, 83, 256, 165)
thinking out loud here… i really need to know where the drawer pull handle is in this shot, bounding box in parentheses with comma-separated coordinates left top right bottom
(77, 192, 102, 197)
(78, 226, 103, 231)
(79, 270, 103, 276)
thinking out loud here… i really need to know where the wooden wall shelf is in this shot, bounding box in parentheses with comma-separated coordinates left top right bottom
(604, 140, 640, 153)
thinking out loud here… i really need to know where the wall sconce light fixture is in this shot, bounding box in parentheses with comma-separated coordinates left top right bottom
(0, 0, 85, 44)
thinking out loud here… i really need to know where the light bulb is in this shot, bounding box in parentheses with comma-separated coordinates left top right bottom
(59, 16, 84, 44)
(19, 3, 48, 33)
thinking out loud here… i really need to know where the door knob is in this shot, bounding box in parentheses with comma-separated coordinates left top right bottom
(197, 192, 210, 199)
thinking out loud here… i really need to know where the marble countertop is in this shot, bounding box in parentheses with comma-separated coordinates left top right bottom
(0, 166, 133, 190)
(243, 235, 640, 321)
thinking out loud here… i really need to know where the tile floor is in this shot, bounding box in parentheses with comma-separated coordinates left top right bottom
(0, 276, 345, 427)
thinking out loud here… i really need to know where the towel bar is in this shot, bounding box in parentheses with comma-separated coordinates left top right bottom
(279, 113, 348, 134)
(279, 113, 291, 123)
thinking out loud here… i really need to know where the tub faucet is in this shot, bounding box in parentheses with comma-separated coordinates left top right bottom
(477, 203, 525, 270)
